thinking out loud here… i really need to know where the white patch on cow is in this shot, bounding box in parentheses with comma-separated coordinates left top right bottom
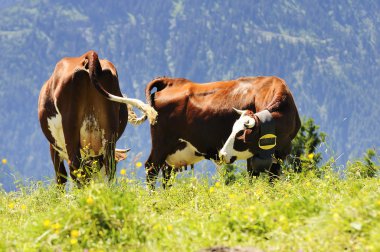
(79, 115, 106, 157)
(47, 101, 110, 182)
(47, 102, 68, 160)
(166, 139, 205, 168)
(219, 110, 255, 163)
(47, 102, 106, 163)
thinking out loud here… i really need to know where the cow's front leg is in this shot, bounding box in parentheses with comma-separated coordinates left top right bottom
(247, 157, 260, 183)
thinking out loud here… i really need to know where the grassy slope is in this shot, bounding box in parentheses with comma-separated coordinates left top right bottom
(1, 169, 380, 251)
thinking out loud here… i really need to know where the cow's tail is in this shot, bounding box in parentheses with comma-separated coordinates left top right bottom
(145, 77, 168, 107)
(88, 51, 157, 125)
(127, 104, 147, 125)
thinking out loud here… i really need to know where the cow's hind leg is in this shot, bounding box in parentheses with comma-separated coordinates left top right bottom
(63, 134, 83, 186)
(104, 140, 117, 182)
(50, 144, 67, 188)
(162, 165, 176, 189)
(145, 156, 158, 190)
(145, 153, 166, 190)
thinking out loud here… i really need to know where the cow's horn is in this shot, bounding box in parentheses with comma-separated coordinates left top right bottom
(232, 107, 246, 115)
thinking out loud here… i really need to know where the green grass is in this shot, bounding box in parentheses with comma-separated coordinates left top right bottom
(1, 166, 380, 251)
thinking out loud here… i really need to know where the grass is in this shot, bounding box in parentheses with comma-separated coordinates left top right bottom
(1, 163, 380, 251)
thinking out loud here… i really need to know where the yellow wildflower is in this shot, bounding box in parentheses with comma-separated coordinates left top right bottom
(52, 223, 61, 230)
(307, 153, 314, 159)
(228, 194, 236, 199)
(21, 204, 26, 210)
(215, 181, 221, 188)
(70, 238, 78, 245)
(1, 159, 7, 164)
(43, 219, 51, 227)
(8, 203, 14, 209)
(120, 169, 126, 175)
(136, 161, 143, 168)
(71, 229, 80, 238)
(167, 224, 173, 232)
(209, 186, 215, 193)
(86, 197, 94, 205)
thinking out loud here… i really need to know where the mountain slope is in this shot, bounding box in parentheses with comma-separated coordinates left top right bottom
(0, 0, 379, 190)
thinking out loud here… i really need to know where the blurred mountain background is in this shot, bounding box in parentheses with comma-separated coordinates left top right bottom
(0, 0, 379, 190)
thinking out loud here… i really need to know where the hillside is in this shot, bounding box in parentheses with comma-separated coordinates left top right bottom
(0, 0, 379, 190)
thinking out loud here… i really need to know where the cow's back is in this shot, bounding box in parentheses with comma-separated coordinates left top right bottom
(146, 76, 299, 160)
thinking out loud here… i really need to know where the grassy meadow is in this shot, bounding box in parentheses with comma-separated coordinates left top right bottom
(1, 160, 380, 252)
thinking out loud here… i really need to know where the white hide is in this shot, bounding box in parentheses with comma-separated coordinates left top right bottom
(47, 101, 106, 161)
(219, 110, 255, 163)
(47, 102, 68, 160)
(79, 114, 106, 158)
(166, 139, 205, 167)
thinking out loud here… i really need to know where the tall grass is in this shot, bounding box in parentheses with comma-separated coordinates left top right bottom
(1, 160, 380, 251)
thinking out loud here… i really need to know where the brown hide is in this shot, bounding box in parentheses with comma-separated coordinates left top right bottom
(145, 76, 301, 187)
(38, 51, 128, 185)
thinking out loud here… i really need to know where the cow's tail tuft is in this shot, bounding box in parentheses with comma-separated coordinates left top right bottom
(127, 104, 147, 125)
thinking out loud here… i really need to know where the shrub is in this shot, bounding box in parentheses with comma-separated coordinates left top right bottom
(287, 117, 326, 173)
(347, 148, 379, 178)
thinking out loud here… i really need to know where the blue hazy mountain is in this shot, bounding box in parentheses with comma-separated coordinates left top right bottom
(0, 1, 379, 190)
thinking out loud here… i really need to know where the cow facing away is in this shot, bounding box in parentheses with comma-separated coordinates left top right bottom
(38, 50, 157, 186)
(144, 76, 301, 188)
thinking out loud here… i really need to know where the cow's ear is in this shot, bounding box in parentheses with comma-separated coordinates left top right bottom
(243, 129, 254, 143)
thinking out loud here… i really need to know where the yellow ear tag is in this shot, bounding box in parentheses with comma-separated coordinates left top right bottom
(258, 134, 277, 150)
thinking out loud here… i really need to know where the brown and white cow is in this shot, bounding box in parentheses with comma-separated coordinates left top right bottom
(38, 50, 157, 186)
(144, 76, 300, 188)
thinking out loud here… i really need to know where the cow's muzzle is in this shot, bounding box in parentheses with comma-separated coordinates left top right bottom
(219, 151, 237, 164)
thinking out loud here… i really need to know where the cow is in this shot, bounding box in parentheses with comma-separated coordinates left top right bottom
(144, 76, 300, 188)
(38, 50, 157, 186)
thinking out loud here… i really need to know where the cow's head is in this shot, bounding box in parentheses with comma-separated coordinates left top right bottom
(219, 108, 259, 164)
